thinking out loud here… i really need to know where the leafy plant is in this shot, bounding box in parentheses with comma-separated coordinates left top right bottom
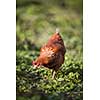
(16, 0, 83, 100)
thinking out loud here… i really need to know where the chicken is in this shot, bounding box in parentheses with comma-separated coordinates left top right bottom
(32, 29, 66, 79)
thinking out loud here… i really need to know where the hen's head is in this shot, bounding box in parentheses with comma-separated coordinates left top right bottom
(32, 60, 42, 68)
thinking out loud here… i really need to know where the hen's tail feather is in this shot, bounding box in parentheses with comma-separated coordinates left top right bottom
(56, 28, 60, 34)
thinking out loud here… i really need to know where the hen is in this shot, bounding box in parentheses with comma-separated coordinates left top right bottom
(32, 29, 66, 79)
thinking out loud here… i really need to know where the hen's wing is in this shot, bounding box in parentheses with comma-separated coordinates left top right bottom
(40, 43, 64, 69)
(39, 44, 59, 64)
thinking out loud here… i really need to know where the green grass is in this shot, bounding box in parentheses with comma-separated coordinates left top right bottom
(16, 0, 83, 100)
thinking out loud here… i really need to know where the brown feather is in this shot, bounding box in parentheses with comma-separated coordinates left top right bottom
(32, 31, 66, 78)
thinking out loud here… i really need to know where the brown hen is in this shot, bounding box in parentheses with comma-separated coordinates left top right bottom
(32, 29, 66, 79)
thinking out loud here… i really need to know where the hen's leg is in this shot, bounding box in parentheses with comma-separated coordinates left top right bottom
(52, 70, 56, 79)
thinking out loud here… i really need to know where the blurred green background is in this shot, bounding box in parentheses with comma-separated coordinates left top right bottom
(16, 0, 83, 100)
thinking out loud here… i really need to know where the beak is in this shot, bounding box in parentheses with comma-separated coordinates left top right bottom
(34, 65, 37, 68)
